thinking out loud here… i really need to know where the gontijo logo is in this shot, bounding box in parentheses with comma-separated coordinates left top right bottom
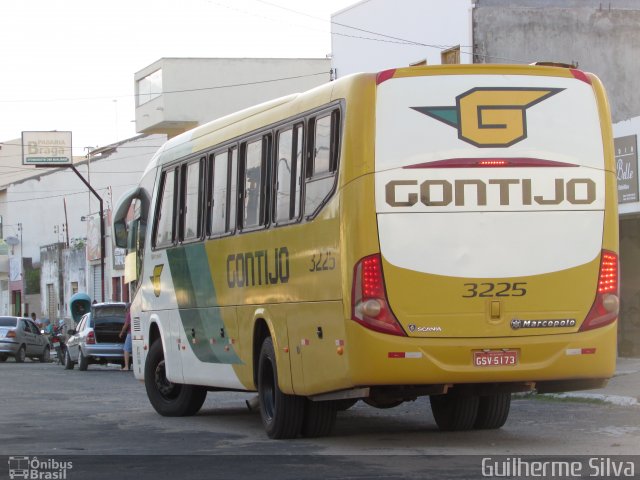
(411, 87, 564, 148)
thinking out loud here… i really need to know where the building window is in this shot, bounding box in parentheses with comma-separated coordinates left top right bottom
(137, 69, 162, 106)
(71, 282, 78, 295)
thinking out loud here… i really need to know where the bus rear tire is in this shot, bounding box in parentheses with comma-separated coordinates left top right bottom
(430, 393, 479, 431)
(474, 393, 511, 430)
(258, 337, 304, 439)
(145, 339, 207, 417)
(301, 399, 338, 438)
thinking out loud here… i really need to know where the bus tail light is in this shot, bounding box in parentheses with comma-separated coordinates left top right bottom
(86, 331, 96, 345)
(352, 254, 406, 336)
(580, 250, 619, 332)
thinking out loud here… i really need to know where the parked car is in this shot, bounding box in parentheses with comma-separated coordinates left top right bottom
(64, 302, 127, 371)
(0, 316, 50, 363)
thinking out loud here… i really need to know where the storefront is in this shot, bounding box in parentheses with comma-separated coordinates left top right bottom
(615, 125, 640, 357)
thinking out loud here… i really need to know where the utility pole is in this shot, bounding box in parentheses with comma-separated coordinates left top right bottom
(63, 198, 70, 248)
(18, 222, 23, 315)
(66, 165, 105, 302)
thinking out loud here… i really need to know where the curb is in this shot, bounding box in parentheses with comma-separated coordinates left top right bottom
(542, 392, 639, 407)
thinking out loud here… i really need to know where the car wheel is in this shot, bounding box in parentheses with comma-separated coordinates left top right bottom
(15, 345, 26, 363)
(0, 355, 7, 362)
(144, 339, 207, 417)
(40, 346, 51, 363)
(78, 349, 88, 371)
(64, 348, 74, 370)
(258, 336, 304, 439)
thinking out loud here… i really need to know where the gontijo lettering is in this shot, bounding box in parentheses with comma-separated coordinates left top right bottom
(385, 178, 596, 207)
(226, 247, 290, 288)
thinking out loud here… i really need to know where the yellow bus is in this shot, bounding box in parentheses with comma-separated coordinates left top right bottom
(113, 64, 619, 438)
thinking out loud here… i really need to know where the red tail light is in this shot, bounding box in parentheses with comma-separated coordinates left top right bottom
(86, 331, 96, 345)
(580, 250, 619, 332)
(570, 68, 592, 85)
(6, 330, 16, 338)
(376, 68, 397, 85)
(352, 254, 406, 336)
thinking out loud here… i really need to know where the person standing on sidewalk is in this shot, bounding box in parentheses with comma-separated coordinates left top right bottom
(119, 303, 132, 371)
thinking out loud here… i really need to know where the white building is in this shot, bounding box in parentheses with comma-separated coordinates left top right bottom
(135, 57, 331, 137)
(330, 0, 473, 78)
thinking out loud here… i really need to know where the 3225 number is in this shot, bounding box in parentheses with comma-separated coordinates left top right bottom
(462, 282, 527, 298)
(309, 251, 336, 272)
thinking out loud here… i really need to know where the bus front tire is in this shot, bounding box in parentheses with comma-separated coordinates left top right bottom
(258, 337, 304, 439)
(430, 393, 479, 431)
(145, 339, 207, 417)
(474, 393, 511, 430)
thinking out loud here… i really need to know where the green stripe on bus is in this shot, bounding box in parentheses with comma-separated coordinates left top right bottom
(167, 245, 241, 364)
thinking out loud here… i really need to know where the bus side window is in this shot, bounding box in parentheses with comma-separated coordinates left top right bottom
(228, 148, 238, 234)
(304, 109, 340, 217)
(153, 168, 178, 248)
(241, 135, 271, 230)
(210, 150, 229, 236)
(274, 124, 303, 224)
(180, 158, 204, 242)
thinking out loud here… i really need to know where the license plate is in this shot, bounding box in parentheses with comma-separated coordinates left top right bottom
(52, 341, 60, 348)
(473, 350, 518, 367)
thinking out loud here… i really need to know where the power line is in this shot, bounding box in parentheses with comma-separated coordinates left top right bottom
(253, 0, 526, 64)
(0, 183, 138, 205)
(256, 0, 458, 50)
(0, 71, 330, 104)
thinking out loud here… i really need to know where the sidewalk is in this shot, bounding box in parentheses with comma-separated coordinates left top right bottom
(543, 357, 640, 406)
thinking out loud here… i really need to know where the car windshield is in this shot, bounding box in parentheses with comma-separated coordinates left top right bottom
(0, 318, 17, 327)
(92, 306, 125, 326)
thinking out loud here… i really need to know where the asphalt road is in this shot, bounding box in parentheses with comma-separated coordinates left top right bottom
(1, 361, 639, 479)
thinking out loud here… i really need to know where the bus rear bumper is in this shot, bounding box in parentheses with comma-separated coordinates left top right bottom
(343, 321, 617, 395)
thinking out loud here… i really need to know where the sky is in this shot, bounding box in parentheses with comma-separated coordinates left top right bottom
(0, 0, 358, 156)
